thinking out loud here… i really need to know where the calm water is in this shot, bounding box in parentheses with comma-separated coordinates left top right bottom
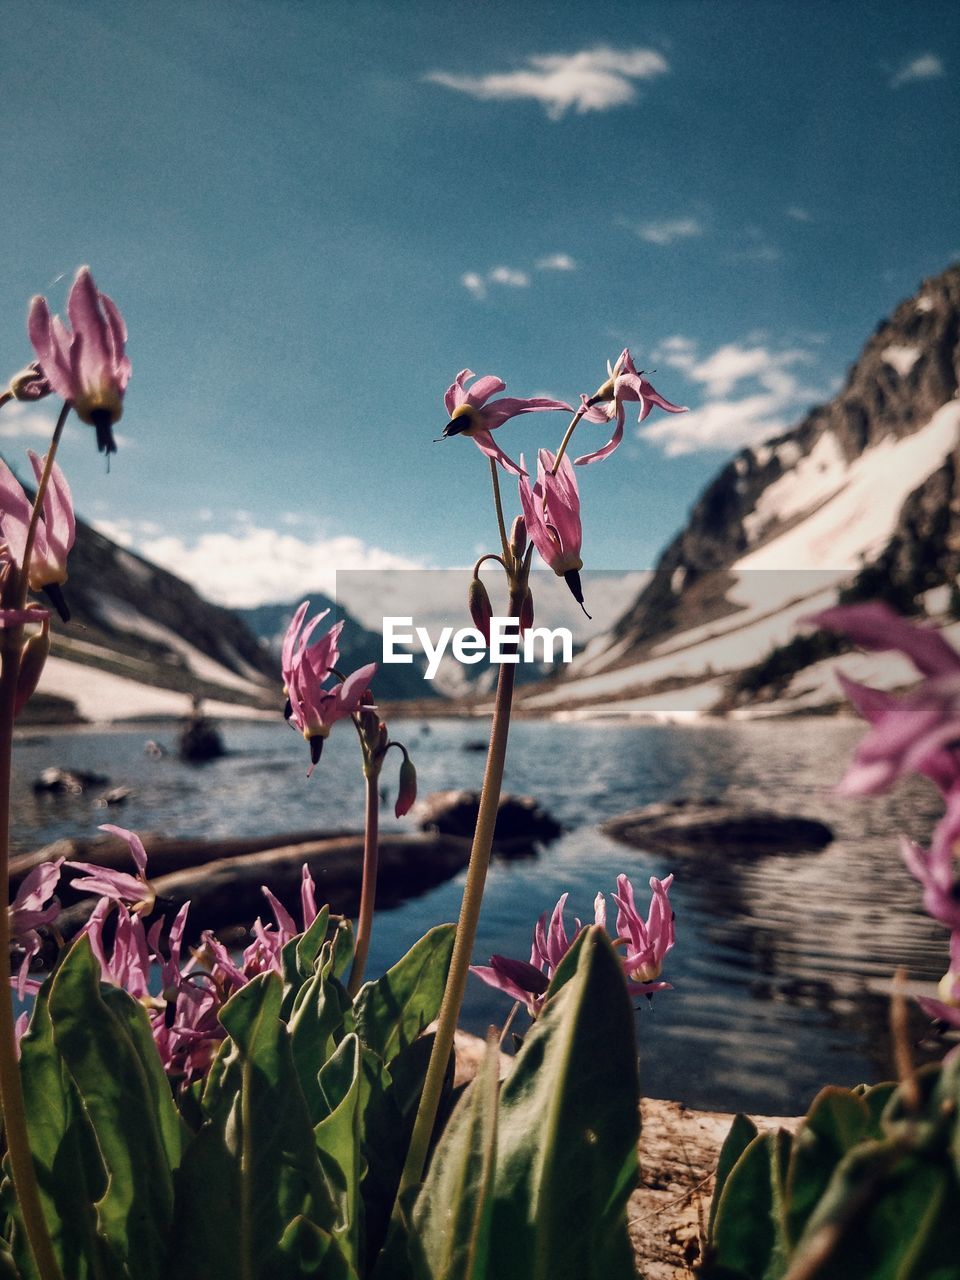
(10, 716, 949, 1115)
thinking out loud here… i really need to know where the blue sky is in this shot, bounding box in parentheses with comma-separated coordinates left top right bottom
(1, 0, 957, 607)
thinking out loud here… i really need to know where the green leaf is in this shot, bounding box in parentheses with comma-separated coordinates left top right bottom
(168, 1123, 242, 1277)
(47, 937, 182, 1280)
(13, 983, 115, 1280)
(331, 918, 355, 982)
(289, 947, 353, 1121)
(708, 1114, 759, 1240)
(280, 905, 331, 1020)
(276, 1216, 360, 1279)
(413, 1031, 500, 1280)
(488, 926, 640, 1280)
(708, 1130, 791, 1280)
(785, 1087, 870, 1246)
(353, 925, 456, 1064)
(216, 972, 341, 1275)
(314, 1034, 364, 1270)
(790, 1140, 948, 1279)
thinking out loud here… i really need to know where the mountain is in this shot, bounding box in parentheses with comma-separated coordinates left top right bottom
(19, 511, 278, 724)
(237, 595, 440, 701)
(518, 263, 960, 722)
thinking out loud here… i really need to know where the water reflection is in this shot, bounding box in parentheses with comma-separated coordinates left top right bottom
(10, 717, 949, 1114)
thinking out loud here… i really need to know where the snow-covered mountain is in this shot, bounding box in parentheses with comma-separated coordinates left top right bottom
(519, 264, 960, 722)
(22, 515, 278, 724)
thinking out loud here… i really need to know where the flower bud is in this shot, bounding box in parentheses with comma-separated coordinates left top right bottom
(509, 516, 527, 558)
(9, 362, 51, 403)
(468, 576, 493, 644)
(395, 754, 417, 818)
(520, 589, 534, 635)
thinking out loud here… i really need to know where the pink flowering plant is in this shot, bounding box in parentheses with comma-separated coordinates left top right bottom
(0, 276, 694, 1280)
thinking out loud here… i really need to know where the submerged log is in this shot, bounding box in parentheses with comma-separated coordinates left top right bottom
(51, 831, 471, 940)
(602, 798, 833, 856)
(11, 827, 354, 892)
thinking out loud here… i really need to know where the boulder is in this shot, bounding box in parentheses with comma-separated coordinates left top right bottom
(32, 767, 110, 796)
(416, 790, 562, 847)
(602, 798, 833, 856)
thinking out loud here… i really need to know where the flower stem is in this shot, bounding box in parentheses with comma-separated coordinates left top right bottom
(396, 618, 518, 1198)
(550, 406, 585, 475)
(0, 626, 64, 1280)
(346, 769, 381, 998)
(16, 402, 71, 611)
(489, 459, 510, 563)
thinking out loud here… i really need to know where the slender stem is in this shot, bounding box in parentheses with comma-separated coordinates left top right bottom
(16, 402, 71, 611)
(346, 769, 381, 998)
(550, 406, 585, 474)
(489, 458, 510, 563)
(397, 627, 518, 1197)
(471, 553, 507, 578)
(0, 626, 64, 1280)
(0, 392, 12, 412)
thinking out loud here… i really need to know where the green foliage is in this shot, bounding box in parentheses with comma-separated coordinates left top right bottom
(703, 1059, 960, 1279)
(6, 918, 643, 1280)
(353, 925, 456, 1064)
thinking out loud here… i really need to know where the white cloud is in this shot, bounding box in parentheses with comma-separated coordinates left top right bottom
(0, 403, 58, 440)
(536, 253, 577, 271)
(426, 46, 669, 120)
(462, 271, 486, 300)
(891, 54, 945, 89)
(489, 265, 530, 287)
(785, 206, 811, 222)
(632, 217, 702, 246)
(130, 526, 423, 608)
(643, 339, 822, 457)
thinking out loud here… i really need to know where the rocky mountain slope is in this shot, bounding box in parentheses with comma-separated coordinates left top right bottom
(21, 512, 278, 724)
(519, 263, 960, 721)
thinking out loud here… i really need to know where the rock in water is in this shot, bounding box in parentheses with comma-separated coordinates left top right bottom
(602, 798, 833, 855)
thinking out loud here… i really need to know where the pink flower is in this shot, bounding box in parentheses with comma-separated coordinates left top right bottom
(518, 448, 588, 613)
(282, 602, 377, 775)
(0, 451, 76, 613)
(612, 872, 676, 990)
(441, 369, 571, 476)
(8, 859, 62, 999)
(472, 874, 676, 1016)
(28, 266, 131, 454)
(575, 349, 686, 466)
(806, 603, 960, 796)
(69, 823, 156, 914)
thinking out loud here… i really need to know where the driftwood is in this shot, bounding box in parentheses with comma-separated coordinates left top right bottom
(10, 828, 355, 891)
(32, 831, 472, 940)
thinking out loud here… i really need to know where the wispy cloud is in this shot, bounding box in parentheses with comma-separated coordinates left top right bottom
(0, 404, 55, 440)
(642, 338, 823, 456)
(890, 53, 945, 89)
(536, 253, 577, 271)
(785, 206, 811, 222)
(629, 217, 703, 246)
(115, 525, 422, 608)
(425, 47, 669, 120)
(462, 255, 574, 299)
(489, 265, 530, 287)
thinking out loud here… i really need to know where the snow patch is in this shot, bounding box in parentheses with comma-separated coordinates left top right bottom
(881, 345, 921, 377)
(93, 595, 270, 695)
(38, 656, 274, 724)
(916, 296, 935, 313)
(743, 431, 846, 545)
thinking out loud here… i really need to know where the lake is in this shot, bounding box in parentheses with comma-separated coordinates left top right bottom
(10, 715, 949, 1115)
